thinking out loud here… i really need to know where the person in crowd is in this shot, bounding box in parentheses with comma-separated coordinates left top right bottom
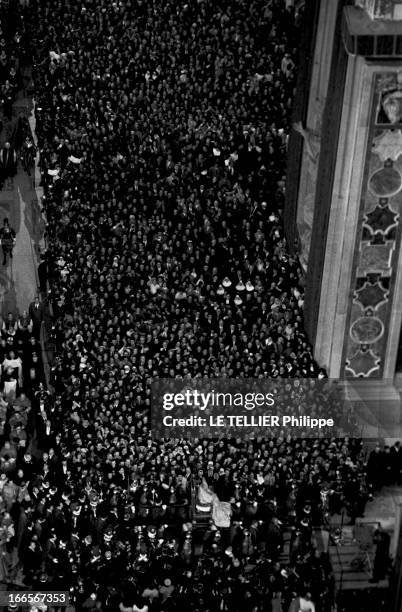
(20, 134, 36, 176)
(37, 252, 48, 295)
(391, 440, 402, 485)
(1, 80, 15, 120)
(371, 523, 391, 584)
(17, 310, 33, 342)
(367, 444, 384, 492)
(289, 591, 316, 612)
(0, 218, 16, 265)
(0, 142, 16, 181)
(28, 296, 43, 340)
(12, 112, 30, 151)
(2, 311, 17, 339)
(2, 349, 22, 386)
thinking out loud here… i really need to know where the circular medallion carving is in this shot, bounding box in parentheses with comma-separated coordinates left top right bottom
(350, 316, 384, 345)
(369, 167, 402, 197)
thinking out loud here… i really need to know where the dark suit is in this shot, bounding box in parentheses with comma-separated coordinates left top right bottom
(23, 544, 41, 584)
(0, 146, 16, 179)
(0, 225, 16, 264)
(373, 530, 390, 581)
(1, 88, 14, 121)
(29, 300, 45, 339)
(367, 448, 384, 490)
(37, 417, 57, 452)
(391, 444, 402, 484)
(38, 259, 48, 294)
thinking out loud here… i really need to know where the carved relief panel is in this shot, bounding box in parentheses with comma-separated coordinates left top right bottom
(345, 71, 402, 377)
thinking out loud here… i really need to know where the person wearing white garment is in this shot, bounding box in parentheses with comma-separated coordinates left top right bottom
(288, 592, 316, 612)
(133, 601, 149, 612)
(2, 350, 22, 387)
(3, 370, 17, 402)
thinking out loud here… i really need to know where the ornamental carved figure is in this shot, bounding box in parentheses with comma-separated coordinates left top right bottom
(356, 0, 400, 20)
(377, 72, 402, 124)
(355, 0, 376, 17)
(382, 90, 402, 123)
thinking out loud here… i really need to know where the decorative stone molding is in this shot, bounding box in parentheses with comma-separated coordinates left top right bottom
(345, 347, 381, 377)
(354, 279, 389, 309)
(369, 167, 402, 197)
(363, 203, 399, 236)
(343, 7, 402, 58)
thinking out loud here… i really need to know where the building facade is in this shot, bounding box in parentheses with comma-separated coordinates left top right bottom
(287, 1, 402, 411)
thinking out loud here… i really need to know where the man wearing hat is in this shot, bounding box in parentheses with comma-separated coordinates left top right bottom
(69, 501, 85, 533)
(85, 545, 102, 582)
(80, 534, 94, 566)
(23, 537, 41, 585)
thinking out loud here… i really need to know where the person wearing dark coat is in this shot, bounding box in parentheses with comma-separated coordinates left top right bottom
(1, 83, 14, 121)
(28, 296, 45, 339)
(23, 538, 42, 585)
(391, 441, 402, 484)
(371, 524, 390, 583)
(0, 217, 16, 265)
(36, 416, 56, 452)
(0, 141, 17, 180)
(382, 446, 393, 486)
(367, 445, 384, 491)
(12, 113, 30, 151)
(38, 254, 49, 294)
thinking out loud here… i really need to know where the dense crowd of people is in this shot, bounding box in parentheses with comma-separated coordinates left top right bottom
(0, 1, 390, 611)
(0, 0, 21, 124)
(0, 299, 46, 582)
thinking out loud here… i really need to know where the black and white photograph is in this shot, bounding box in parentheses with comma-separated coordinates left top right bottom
(0, 0, 399, 611)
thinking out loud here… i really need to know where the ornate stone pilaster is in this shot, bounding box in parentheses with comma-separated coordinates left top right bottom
(294, 0, 339, 270)
(302, 0, 402, 391)
(314, 54, 369, 376)
(343, 70, 402, 379)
